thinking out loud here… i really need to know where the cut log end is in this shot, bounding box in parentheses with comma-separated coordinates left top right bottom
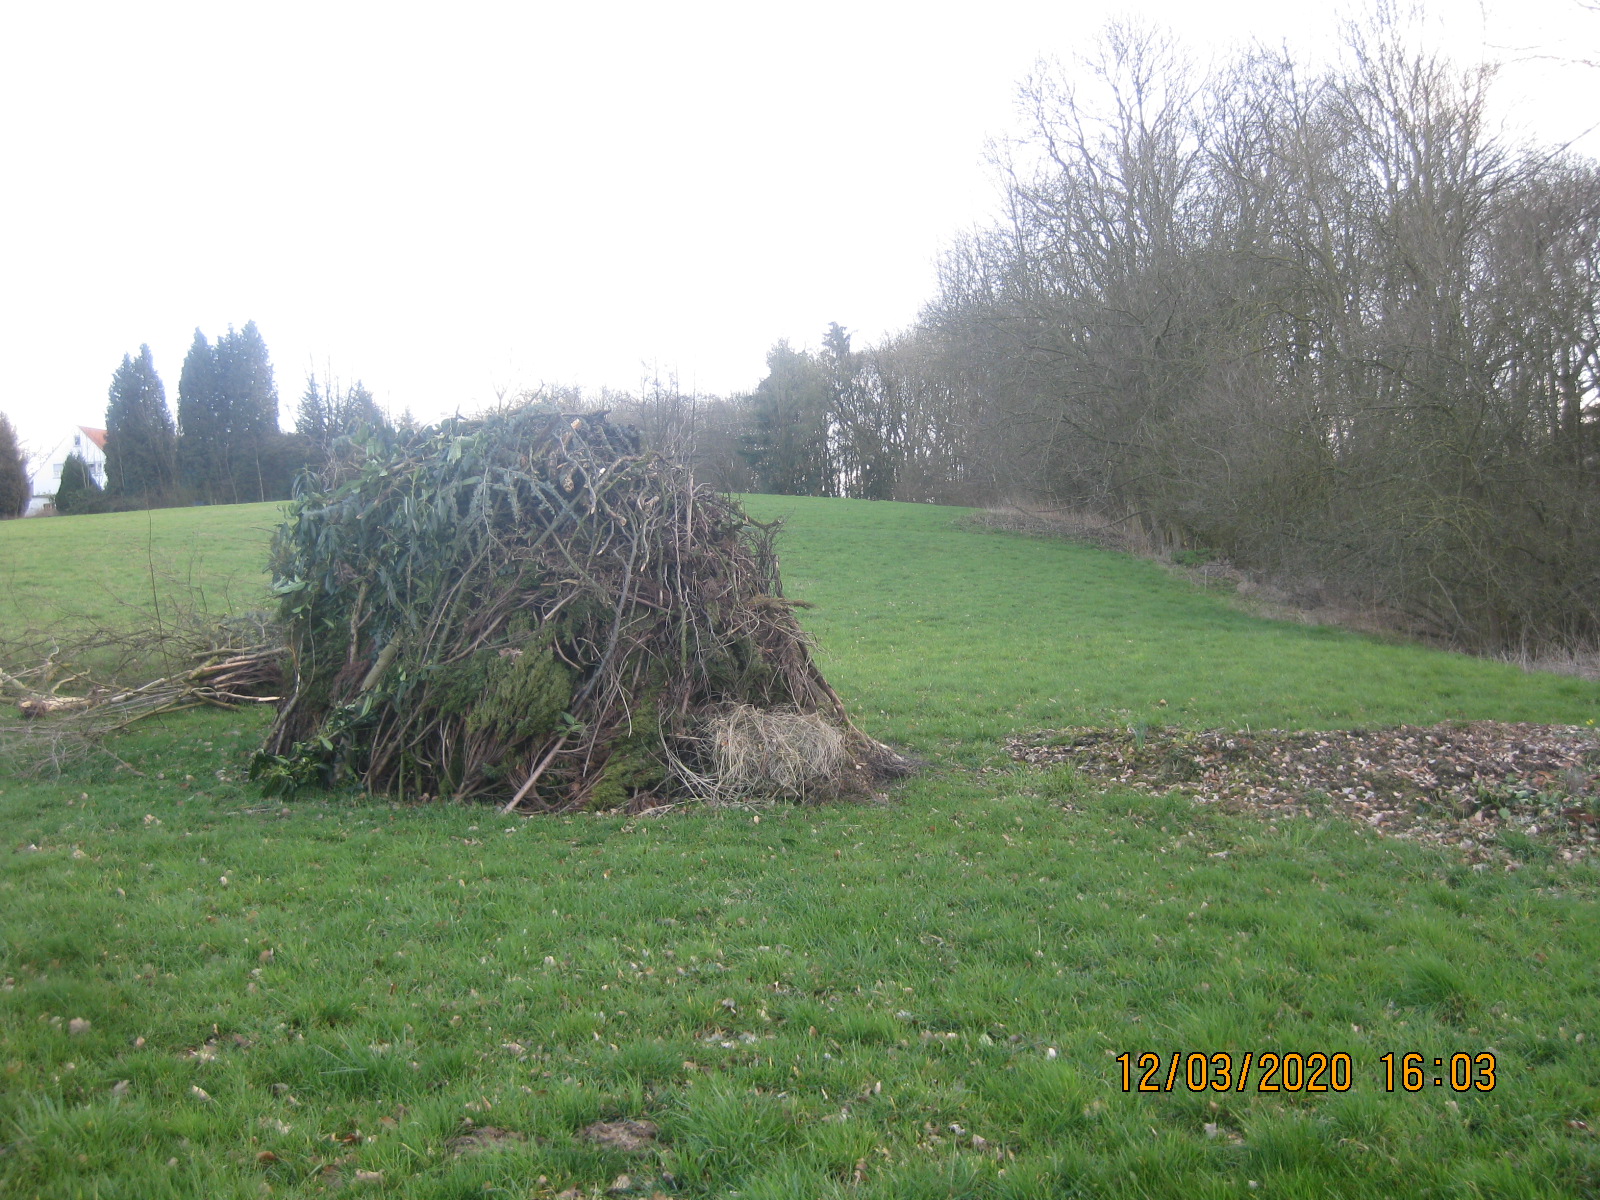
(17, 695, 94, 718)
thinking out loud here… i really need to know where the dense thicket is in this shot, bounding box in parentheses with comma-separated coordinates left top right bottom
(716, 20, 1600, 652)
(944, 25, 1600, 649)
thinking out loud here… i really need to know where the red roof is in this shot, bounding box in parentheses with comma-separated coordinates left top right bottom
(79, 426, 107, 450)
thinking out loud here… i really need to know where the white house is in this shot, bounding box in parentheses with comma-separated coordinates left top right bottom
(26, 426, 108, 515)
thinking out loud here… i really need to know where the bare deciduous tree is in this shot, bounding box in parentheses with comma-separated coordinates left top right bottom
(867, 13, 1599, 650)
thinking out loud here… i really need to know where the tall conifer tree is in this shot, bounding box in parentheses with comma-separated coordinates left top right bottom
(105, 344, 177, 503)
(340, 381, 383, 433)
(297, 373, 387, 457)
(0, 412, 28, 517)
(177, 321, 285, 502)
(177, 329, 225, 502)
(296, 374, 331, 446)
(215, 321, 280, 502)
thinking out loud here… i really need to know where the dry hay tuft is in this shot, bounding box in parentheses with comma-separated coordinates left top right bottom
(672, 703, 849, 803)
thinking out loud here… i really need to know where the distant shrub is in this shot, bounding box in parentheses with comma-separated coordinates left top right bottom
(53, 452, 102, 515)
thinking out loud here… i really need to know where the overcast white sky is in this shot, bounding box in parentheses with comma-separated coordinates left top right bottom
(1, 0, 1594, 455)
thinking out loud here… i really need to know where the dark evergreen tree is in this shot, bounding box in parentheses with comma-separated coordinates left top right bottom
(105, 344, 176, 503)
(213, 321, 281, 502)
(178, 321, 290, 503)
(177, 328, 226, 502)
(55, 451, 101, 515)
(339, 381, 384, 432)
(297, 373, 387, 459)
(0, 412, 29, 517)
(738, 341, 836, 495)
(296, 374, 331, 445)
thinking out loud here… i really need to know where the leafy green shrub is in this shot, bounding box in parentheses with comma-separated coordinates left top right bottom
(53, 452, 102, 515)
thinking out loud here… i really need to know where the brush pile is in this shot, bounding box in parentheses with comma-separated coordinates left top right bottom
(255, 406, 906, 810)
(0, 613, 282, 776)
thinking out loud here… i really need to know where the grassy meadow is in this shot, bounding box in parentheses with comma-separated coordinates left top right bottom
(1, 497, 1597, 1199)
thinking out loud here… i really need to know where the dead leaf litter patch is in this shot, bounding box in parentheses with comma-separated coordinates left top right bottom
(1009, 721, 1599, 864)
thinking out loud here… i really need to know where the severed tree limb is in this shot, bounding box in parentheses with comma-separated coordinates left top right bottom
(501, 734, 570, 813)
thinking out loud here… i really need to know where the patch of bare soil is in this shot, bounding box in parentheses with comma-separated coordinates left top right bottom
(579, 1119, 660, 1154)
(1010, 721, 1599, 865)
(447, 1122, 528, 1155)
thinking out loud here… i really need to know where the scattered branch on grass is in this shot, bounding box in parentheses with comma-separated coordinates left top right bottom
(0, 613, 282, 777)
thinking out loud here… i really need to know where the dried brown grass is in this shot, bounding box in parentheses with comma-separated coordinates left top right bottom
(669, 703, 849, 804)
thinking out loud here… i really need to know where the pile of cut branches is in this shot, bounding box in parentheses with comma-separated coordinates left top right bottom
(255, 405, 906, 810)
(0, 613, 282, 776)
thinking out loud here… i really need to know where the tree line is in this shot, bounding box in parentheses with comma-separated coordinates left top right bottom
(595, 327, 967, 505)
(682, 16, 1599, 653)
(8, 12, 1595, 652)
(15, 321, 402, 517)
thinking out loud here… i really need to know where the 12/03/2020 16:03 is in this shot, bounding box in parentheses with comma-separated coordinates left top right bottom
(1115, 1051, 1497, 1093)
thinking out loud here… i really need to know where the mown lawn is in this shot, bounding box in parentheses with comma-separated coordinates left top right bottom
(1, 498, 1596, 1199)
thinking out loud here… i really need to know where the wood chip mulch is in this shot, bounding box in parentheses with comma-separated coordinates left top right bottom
(1008, 721, 1599, 865)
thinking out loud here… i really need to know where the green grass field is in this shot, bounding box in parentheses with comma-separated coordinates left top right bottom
(2, 498, 1597, 1199)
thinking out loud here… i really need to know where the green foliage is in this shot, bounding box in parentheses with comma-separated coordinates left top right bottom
(53, 451, 101, 515)
(248, 742, 331, 797)
(104, 344, 177, 503)
(296, 373, 388, 453)
(739, 340, 836, 496)
(584, 685, 667, 810)
(0, 411, 28, 517)
(177, 322, 293, 504)
(262, 409, 878, 807)
(250, 695, 376, 797)
(435, 638, 573, 744)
